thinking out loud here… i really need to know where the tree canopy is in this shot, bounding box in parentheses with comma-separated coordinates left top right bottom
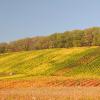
(0, 27, 100, 53)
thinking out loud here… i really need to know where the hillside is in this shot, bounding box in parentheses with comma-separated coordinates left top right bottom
(0, 46, 100, 79)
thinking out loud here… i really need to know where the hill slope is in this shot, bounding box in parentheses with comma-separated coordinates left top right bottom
(0, 46, 100, 79)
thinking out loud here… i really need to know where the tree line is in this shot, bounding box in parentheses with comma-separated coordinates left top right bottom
(0, 27, 100, 53)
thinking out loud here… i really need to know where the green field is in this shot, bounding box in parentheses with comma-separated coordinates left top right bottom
(0, 46, 100, 79)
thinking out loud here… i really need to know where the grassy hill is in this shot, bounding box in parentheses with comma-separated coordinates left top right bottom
(0, 46, 100, 79)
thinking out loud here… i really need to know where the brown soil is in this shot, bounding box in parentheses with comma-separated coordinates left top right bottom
(0, 77, 100, 89)
(0, 77, 100, 100)
(0, 87, 100, 100)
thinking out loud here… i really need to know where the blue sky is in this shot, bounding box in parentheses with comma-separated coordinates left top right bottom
(0, 0, 100, 42)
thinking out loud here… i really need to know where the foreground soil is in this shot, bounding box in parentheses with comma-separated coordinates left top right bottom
(0, 77, 100, 100)
(0, 77, 100, 89)
(0, 87, 100, 100)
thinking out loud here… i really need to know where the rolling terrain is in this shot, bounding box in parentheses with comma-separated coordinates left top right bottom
(0, 46, 100, 99)
(0, 46, 100, 79)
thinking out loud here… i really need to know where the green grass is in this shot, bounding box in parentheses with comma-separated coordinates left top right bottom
(0, 46, 100, 79)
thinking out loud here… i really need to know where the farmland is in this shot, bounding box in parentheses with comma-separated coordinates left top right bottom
(0, 46, 100, 79)
(0, 46, 100, 99)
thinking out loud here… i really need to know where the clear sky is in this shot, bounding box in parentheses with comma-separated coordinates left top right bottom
(0, 0, 100, 42)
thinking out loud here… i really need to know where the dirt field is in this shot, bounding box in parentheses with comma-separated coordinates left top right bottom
(0, 77, 100, 100)
(0, 77, 100, 89)
(0, 87, 100, 100)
